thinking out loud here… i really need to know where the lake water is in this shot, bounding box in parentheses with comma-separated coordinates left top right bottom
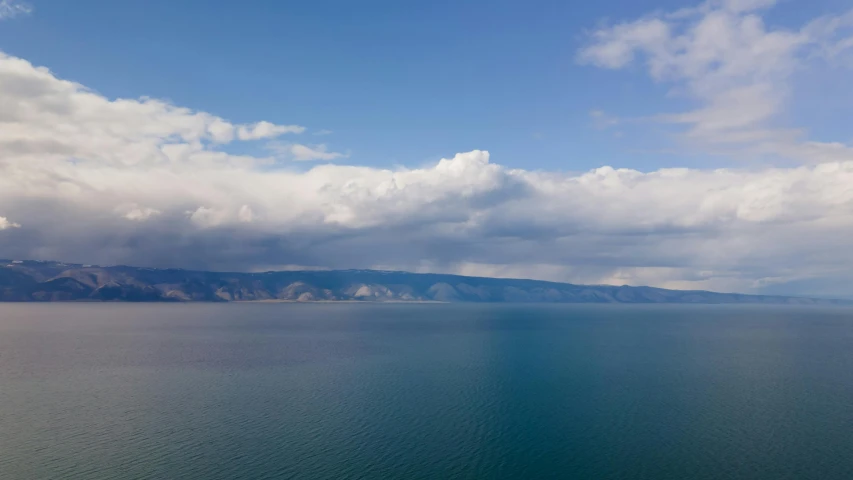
(1, 304, 853, 479)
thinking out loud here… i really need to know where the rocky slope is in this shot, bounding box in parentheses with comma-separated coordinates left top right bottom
(0, 260, 845, 304)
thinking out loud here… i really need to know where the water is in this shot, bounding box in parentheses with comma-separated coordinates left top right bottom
(1, 304, 853, 480)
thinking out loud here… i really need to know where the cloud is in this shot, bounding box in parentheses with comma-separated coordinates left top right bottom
(578, 0, 853, 162)
(269, 142, 347, 161)
(236, 121, 305, 141)
(0, 0, 31, 20)
(117, 204, 160, 222)
(237, 205, 255, 223)
(0, 216, 20, 230)
(589, 109, 620, 129)
(313, 129, 333, 136)
(1, 50, 853, 296)
(0, 52, 305, 167)
(721, 0, 776, 14)
(188, 206, 231, 228)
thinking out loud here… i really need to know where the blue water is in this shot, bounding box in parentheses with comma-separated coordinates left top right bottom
(1, 304, 853, 479)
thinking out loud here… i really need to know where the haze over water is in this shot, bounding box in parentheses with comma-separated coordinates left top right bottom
(2, 304, 853, 480)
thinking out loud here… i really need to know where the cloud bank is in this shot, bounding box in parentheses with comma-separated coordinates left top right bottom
(1, 1, 853, 297)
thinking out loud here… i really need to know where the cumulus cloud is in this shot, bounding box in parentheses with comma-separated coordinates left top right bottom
(0, 52, 304, 168)
(0, 216, 21, 230)
(578, 0, 853, 162)
(0, 0, 31, 20)
(1, 50, 853, 296)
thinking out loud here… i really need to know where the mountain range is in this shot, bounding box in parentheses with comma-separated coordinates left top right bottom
(0, 259, 847, 304)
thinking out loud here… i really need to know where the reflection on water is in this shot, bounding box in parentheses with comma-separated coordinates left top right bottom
(2, 304, 852, 480)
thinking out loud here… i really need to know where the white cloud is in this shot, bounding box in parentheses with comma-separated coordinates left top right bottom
(0, 216, 20, 230)
(578, 0, 853, 161)
(238, 205, 255, 223)
(207, 119, 236, 144)
(0, 0, 31, 20)
(1, 50, 853, 295)
(579, 18, 670, 69)
(269, 142, 347, 161)
(0, 52, 307, 167)
(117, 205, 161, 222)
(236, 121, 305, 141)
(804, 9, 853, 64)
(313, 129, 333, 136)
(721, 0, 776, 14)
(188, 206, 231, 229)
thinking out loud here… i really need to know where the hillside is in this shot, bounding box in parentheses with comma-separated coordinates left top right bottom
(0, 260, 845, 304)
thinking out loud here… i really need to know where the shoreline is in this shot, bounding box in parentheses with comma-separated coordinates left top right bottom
(231, 299, 448, 304)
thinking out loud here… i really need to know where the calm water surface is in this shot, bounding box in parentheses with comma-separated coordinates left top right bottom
(1, 304, 853, 480)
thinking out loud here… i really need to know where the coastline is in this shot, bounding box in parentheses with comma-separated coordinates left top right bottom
(231, 299, 448, 304)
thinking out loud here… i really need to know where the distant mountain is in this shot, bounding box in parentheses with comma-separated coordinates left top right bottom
(0, 260, 847, 304)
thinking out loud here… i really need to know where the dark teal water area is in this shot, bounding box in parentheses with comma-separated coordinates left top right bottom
(2, 304, 853, 479)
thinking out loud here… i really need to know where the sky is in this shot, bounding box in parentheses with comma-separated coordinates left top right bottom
(0, 0, 852, 297)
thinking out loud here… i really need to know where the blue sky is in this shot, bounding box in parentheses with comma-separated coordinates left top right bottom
(1, 0, 853, 296)
(1, 0, 843, 172)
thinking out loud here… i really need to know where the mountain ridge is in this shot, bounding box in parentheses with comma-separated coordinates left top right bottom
(0, 259, 847, 304)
